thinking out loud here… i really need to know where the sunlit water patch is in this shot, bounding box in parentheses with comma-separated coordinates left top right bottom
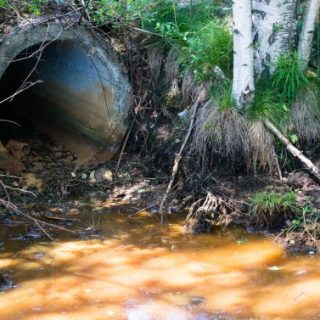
(0, 211, 320, 319)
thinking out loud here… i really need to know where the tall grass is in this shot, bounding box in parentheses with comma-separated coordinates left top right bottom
(272, 52, 308, 101)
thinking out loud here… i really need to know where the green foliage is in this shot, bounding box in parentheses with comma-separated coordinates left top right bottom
(182, 20, 232, 80)
(89, 0, 232, 82)
(251, 191, 298, 229)
(272, 52, 308, 100)
(287, 203, 318, 232)
(249, 85, 289, 128)
(251, 191, 298, 215)
(0, 0, 49, 15)
(26, 0, 49, 15)
(250, 53, 310, 130)
(89, 0, 158, 26)
(212, 80, 236, 110)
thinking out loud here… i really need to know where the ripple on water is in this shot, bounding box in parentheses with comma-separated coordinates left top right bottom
(0, 211, 319, 319)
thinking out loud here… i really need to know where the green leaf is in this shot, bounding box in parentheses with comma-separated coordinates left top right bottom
(290, 134, 298, 144)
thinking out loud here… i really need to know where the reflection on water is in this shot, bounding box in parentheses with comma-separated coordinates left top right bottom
(0, 211, 320, 319)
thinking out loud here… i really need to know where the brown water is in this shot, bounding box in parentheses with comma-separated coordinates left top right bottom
(0, 211, 320, 320)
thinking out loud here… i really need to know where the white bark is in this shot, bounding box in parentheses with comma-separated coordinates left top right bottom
(253, 0, 297, 75)
(232, 0, 255, 108)
(298, 0, 320, 70)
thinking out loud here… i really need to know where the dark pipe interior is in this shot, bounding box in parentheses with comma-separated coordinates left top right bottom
(0, 40, 108, 161)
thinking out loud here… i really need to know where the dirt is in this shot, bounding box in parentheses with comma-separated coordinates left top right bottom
(1, 128, 320, 255)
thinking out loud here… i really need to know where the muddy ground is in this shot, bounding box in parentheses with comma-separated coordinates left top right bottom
(0, 127, 319, 258)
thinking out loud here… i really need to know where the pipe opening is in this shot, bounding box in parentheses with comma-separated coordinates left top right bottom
(0, 34, 130, 168)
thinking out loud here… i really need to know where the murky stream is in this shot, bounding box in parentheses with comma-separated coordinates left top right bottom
(0, 211, 320, 320)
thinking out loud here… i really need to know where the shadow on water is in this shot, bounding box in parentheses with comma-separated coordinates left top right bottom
(0, 210, 320, 319)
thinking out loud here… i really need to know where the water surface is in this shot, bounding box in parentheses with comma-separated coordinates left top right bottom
(0, 211, 319, 319)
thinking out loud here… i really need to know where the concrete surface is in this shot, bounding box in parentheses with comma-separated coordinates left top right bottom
(0, 22, 131, 164)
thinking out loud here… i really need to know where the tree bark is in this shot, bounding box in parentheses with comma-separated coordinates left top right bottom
(232, 0, 255, 108)
(298, 0, 320, 70)
(253, 0, 297, 75)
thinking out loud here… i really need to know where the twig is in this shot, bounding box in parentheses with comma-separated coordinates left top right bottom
(115, 121, 134, 178)
(0, 80, 42, 105)
(273, 149, 283, 180)
(79, 0, 91, 21)
(2, 185, 37, 197)
(130, 201, 160, 217)
(0, 180, 10, 205)
(34, 219, 54, 241)
(159, 90, 206, 223)
(0, 26, 64, 105)
(0, 119, 21, 126)
(0, 200, 77, 237)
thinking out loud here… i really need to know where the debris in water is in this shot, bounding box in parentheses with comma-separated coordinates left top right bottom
(189, 295, 205, 305)
(0, 273, 15, 292)
(89, 167, 113, 183)
(267, 266, 282, 271)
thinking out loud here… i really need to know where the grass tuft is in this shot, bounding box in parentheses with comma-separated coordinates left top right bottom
(272, 52, 308, 101)
(291, 84, 320, 143)
(193, 99, 250, 163)
(247, 121, 275, 174)
(251, 191, 298, 230)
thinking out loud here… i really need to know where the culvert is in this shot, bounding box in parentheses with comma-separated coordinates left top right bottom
(0, 22, 131, 165)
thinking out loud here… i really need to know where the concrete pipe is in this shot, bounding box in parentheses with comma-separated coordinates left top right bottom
(0, 22, 131, 164)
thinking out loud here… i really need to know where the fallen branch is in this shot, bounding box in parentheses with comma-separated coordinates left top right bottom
(0, 199, 77, 239)
(159, 89, 206, 223)
(263, 119, 320, 182)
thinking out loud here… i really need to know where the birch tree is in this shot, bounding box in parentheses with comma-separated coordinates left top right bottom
(232, 0, 255, 108)
(253, 0, 297, 75)
(298, 0, 320, 70)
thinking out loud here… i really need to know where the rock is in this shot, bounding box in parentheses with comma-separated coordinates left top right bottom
(90, 168, 113, 183)
(81, 173, 87, 180)
(0, 141, 26, 175)
(5, 140, 30, 161)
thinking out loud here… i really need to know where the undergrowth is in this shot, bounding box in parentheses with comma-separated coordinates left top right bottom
(0, 0, 52, 16)
(90, 0, 232, 82)
(251, 191, 298, 230)
(272, 52, 308, 101)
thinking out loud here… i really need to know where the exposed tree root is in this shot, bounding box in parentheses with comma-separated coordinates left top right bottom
(185, 192, 243, 234)
(159, 89, 206, 222)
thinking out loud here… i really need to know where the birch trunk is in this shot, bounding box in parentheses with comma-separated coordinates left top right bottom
(253, 0, 297, 75)
(232, 0, 255, 108)
(298, 0, 320, 70)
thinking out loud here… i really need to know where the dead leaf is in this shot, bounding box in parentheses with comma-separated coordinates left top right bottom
(21, 173, 44, 192)
(0, 142, 26, 175)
